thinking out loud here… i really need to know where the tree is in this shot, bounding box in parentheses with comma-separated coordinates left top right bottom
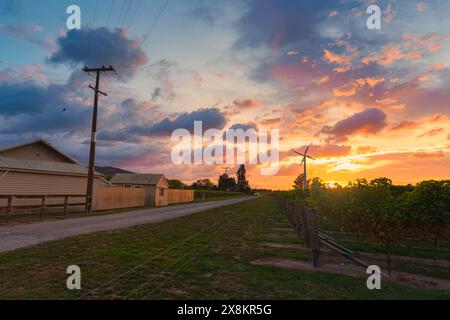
(236, 165, 251, 193)
(218, 173, 236, 191)
(293, 174, 310, 190)
(191, 179, 216, 190)
(168, 179, 186, 189)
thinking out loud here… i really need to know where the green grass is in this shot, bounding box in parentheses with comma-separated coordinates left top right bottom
(0, 196, 449, 300)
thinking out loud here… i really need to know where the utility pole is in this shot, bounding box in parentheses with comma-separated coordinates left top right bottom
(83, 65, 116, 213)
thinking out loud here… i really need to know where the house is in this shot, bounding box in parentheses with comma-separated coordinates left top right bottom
(0, 139, 109, 195)
(0, 139, 147, 212)
(109, 173, 170, 207)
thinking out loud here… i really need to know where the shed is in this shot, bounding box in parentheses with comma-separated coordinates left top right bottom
(109, 173, 169, 207)
(0, 139, 109, 196)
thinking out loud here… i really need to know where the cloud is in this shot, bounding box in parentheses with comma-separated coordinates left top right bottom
(281, 144, 351, 160)
(49, 27, 148, 79)
(229, 122, 258, 131)
(314, 75, 330, 85)
(303, 144, 352, 158)
(417, 128, 444, 138)
(234, 0, 330, 49)
(416, 2, 427, 12)
(391, 120, 421, 131)
(99, 108, 228, 142)
(356, 146, 378, 154)
(260, 117, 283, 126)
(320, 108, 387, 142)
(233, 98, 262, 110)
(411, 151, 446, 159)
(0, 22, 55, 50)
(333, 84, 357, 97)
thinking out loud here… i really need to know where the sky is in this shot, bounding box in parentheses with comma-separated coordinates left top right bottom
(0, 0, 449, 190)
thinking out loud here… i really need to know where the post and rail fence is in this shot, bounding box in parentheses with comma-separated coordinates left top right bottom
(0, 194, 86, 223)
(276, 196, 370, 269)
(276, 197, 321, 267)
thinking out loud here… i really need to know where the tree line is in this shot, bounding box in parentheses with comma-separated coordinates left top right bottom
(168, 165, 251, 193)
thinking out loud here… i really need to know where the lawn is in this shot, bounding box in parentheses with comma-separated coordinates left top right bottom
(0, 195, 449, 300)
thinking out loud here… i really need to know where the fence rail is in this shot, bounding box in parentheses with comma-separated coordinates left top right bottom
(276, 196, 370, 269)
(0, 194, 86, 223)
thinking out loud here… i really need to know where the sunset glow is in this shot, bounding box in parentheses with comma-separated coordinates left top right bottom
(0, 0, 449, 190)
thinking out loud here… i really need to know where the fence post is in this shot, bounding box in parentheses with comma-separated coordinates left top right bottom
(306, 208, 321, 268)
(63, 195, 69, 216)
(40, 196, 47, 220)
(293, 202, 302, 238)
(300, 204, 311, 248)
(6, 195, 13, 224)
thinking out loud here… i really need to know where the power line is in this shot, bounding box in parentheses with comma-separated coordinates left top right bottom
(141, 213, 246, 299)
(76, 213, 229, 299)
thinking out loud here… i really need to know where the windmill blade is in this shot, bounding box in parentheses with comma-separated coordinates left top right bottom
(306, 155, 316, 160)
(300, 158, 305, 166)
(294, 151, 306, 157)
(304, 143, 313, 155)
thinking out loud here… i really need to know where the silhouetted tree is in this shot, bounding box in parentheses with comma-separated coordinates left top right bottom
(191, 179, 217, 190)
(236, 165, 251, 193)
(168, 179, 186, 189)
(218, 173, 236, 191)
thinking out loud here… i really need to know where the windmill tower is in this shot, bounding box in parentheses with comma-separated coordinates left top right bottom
(294, 144, 316, 190)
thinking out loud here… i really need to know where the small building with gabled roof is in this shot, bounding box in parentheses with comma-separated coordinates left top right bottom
(109, 173, 169, 207)
(0, 139, 109, 196)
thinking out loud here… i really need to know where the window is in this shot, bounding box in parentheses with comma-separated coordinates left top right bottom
(159, 188, 165, 197)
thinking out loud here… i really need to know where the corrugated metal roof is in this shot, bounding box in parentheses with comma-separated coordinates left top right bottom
(0, 156, 101, 176)
(110, 173, 166, 186)
(0, 139, 81, 165)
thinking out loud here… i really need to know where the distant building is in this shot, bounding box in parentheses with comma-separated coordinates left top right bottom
(109, 174, 170, 207)
(0, 139, 109, 195)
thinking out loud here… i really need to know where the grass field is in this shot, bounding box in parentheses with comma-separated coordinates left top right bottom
(0, 195, 449, 300)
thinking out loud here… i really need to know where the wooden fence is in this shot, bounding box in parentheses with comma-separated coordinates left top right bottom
(0, 186, 147, 223)
(276, 197, 321, 267)
(93, 186, 146, 211)
(0, 194, 86, 223)
(276, 196, 370, 269)
(167, 189, 194, 205)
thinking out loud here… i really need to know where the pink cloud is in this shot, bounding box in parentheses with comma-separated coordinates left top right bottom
(321, 108, 387, 142)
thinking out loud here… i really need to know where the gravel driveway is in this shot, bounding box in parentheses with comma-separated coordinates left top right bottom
(0, 197, 254, 254)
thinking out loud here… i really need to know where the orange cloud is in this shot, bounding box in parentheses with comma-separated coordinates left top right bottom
(411, 151, 446, 159)
(323, 49, 349, 64)
(333, 84, 356, 97)
(391, 121, 421, 131)
(362, 44, 404, 66)
(376, 98, 398, 105)
(357, 77, 385, 88)
(356, 146, 378, 154)
(433, 63, 445, 70)
(417, 128, 444, 138)
(233, 99, 262, 109)
(314, 75, 330, 85)
(260, 117, 283, 126)
(428, 43, 443, 53)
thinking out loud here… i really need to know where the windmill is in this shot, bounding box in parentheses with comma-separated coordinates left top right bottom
(294, 144, 316, 190)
